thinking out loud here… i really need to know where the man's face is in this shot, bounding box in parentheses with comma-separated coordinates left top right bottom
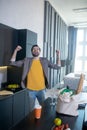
(32, 46, 41, 57)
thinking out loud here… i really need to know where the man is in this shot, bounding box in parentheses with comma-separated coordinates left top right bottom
(10, 44, 61, 109)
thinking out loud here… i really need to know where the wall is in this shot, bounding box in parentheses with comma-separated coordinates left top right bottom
(0, 0, 44, 56)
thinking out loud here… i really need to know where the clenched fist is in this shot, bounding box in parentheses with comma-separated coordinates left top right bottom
(15, 45, 22, 51)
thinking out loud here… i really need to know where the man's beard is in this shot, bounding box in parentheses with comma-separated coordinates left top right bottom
(32, 52, 40, 57)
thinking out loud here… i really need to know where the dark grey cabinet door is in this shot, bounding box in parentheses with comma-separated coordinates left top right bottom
(0, 28, 4, 66)
(13, 90, 25, 126)
(0, 96, 13, 130)
(17, 29, 37, 60)
(24, 90, 30, 116)
(0, 23, 18, 66)
(0, 89, 33, 130)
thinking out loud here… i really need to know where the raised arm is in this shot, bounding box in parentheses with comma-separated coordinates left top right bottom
(47, 50, 61, 69)
(56, 50, 61, 66)
(10, 45, 22, 62)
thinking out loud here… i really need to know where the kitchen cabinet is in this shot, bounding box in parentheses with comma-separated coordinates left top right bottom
(0, 89, 30, 130)
(17, 29, 37, 60)
(0, 95, 13, 130)
(0, 66, 31, 129)
(12, 89, 25, 126)
(24, 90, 30, 116)
(0, 24, 37, 65)
(0, 23, 18, 66)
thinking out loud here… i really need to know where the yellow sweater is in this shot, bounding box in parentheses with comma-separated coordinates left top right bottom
(27, 59, 45, 90)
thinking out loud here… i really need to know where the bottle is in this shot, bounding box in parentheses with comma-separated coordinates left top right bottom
(76, 73, 84, 94)
(65, 124, 71, 130)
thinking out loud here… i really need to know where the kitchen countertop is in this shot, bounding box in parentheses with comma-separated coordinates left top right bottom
(0, 88, 26, 100)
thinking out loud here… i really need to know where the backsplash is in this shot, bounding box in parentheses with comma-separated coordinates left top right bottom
(0, 66, 7, 88)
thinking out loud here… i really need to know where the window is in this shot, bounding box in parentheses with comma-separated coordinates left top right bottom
(74, 28, 87, 73)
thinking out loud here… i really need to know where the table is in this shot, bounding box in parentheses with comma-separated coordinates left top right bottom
(12, 98, 85, 130)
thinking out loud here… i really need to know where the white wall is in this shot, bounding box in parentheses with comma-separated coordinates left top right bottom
(0, 0, 44, 55)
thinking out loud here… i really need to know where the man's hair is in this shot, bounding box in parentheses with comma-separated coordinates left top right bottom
(31, 44, 41, 52)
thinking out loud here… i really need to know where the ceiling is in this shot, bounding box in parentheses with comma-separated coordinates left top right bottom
(49, 0, 87, 27)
